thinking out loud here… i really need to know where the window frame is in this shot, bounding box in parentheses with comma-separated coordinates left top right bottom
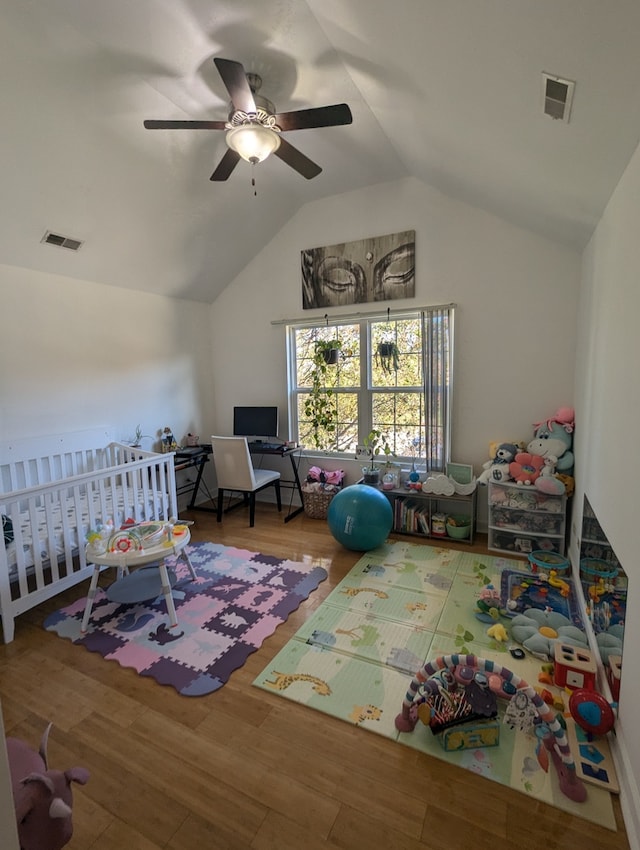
(286, 305, 454, 471)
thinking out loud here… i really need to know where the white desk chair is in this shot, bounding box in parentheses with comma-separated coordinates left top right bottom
(211, 435, 282, 527)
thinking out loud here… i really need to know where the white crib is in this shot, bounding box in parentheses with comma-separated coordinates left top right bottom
(0, 429, 178, 643)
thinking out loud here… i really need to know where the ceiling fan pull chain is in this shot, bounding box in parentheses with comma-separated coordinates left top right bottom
(251, 162, 257, 196)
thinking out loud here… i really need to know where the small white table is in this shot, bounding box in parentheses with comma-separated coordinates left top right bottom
(81, 523, 196, 633)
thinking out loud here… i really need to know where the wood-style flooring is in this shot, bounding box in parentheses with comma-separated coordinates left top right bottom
(0, 504, 631, 849)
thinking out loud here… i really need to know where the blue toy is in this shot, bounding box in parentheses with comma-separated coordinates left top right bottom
(327, 484, 393, 551)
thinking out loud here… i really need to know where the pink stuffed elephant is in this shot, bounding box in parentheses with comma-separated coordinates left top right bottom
(7, 723, 89, 850)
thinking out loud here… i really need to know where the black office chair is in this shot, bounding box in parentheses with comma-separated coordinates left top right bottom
(211, 435, 281, 527)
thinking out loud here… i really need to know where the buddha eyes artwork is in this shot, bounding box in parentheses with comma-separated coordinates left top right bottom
(301, 229, 415, 309)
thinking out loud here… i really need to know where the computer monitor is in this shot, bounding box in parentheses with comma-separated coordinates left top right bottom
(233, 406, 279, 440)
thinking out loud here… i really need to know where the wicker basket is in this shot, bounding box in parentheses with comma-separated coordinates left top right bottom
(302, 487, 339, 519)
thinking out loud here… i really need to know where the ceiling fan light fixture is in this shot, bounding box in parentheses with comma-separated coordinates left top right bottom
(226, 123, 281, 164)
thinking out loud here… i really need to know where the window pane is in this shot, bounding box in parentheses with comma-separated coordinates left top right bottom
(335, 393, 359, 453)
(371, 317, 422, 388)
(372, 392, 424, 456)
(297, 391, 358, 452)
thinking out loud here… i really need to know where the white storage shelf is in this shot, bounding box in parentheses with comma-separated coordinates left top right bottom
(380, 487, 477, 544)
(487, 480, 567, 556)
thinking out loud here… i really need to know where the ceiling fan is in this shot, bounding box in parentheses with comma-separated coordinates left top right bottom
(144, 57, 353, 181)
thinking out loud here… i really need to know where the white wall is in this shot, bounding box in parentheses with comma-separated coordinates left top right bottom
(0, 263, 214, 448)
(575, 143, 640, 848)
(210, 176, 581, 490)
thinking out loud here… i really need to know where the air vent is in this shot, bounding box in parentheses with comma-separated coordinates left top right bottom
(542, 73, 575, 123)
(41, 230, 83, 251)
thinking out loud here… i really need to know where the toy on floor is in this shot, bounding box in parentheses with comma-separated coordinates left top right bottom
(510, 608, 588, 661)
(606, 655, 622, 701)
(553, 643, 597, 691)
(500, 568, 583, 625)
(487, 622, 508, 642)
(327, 484, 393, 551)
(475, 583, 503, 622)
(7, 723, 89, 850)
(395, 653, 586, 803)
(569, 688, 616, 738)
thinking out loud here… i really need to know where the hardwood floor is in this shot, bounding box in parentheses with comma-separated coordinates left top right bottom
(0, 506, 630, 849)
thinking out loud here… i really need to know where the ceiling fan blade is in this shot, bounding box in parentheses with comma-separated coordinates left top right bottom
(274, 137, 322, 180)
(210, 148, 241, 181)
(213, 57, 256, 114)
(273, 103, 352, 131)
(144, 119, 227, 130)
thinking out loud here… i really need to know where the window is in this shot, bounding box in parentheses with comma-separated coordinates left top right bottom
(287, 305, 454, 470)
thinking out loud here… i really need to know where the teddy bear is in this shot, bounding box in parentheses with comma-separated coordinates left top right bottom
(478, 442, 518, 484)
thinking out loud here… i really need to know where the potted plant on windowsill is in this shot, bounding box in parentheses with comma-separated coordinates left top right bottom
(376, 340, 400, 374)
(362, 429, 394, 485)
(304, 340, 342, 449)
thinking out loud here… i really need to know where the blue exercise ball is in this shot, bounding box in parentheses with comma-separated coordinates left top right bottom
(327, 484, 393, 551)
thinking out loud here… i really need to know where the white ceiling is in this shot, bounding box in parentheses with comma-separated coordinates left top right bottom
(3, 0, 640, 303)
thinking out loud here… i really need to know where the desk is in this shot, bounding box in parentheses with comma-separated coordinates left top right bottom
(174, 446, 217, 512)
(248, 443, 304, 523)
(81, 523, 195, 632)
(178, 443, 304, 522)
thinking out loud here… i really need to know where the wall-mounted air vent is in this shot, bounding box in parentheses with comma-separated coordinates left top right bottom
(41, 230, 83, 251)
(542, 72, 575, 123)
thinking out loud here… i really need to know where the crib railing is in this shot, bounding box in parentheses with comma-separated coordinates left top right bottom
(0, 443, 177, 643)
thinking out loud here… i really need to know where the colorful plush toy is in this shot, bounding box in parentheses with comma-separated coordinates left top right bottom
(7, 723, 89, 850)
(529, 407, 575, 475)
(522, 406, 575, 494)
(478, 442, 518, 484)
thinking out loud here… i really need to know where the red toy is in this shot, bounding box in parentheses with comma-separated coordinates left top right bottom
(553, 642, 596, 691)
(606, 655, 622, 701)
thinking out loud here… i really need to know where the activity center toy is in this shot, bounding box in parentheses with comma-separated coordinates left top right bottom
(327, 483, 393, 551)
(395, 653, 587, 803)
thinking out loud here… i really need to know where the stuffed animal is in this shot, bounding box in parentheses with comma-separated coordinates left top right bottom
(509, 451, 545, 485)
(533, 455, 567, 495)
(478, 442, 518, 484)
(7, 723, 89, 850)
(529, 407, 575, 475)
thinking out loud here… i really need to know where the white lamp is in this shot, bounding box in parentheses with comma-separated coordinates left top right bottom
(226, 123, 281, 164)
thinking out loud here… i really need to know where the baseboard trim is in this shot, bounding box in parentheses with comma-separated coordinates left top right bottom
(611, 724, 640, 849)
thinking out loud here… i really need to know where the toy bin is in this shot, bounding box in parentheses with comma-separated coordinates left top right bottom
(579, 557, 618, 583)
(446, 515, 471, 540)
(528, 551, 570, 575)
(302, 486, 341, 519)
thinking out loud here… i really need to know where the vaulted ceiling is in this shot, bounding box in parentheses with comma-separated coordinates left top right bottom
(3, 0, 640, 303)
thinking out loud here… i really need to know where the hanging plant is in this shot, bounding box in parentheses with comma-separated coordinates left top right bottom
(314, 339, 343, 365)
(376, 340, 400, 374)
(304, 340, 342, 449)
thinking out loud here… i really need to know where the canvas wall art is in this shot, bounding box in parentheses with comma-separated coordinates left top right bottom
(301, 229, 415, 309)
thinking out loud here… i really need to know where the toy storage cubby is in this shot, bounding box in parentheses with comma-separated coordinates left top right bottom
(381, 488, 477, 544)
(487, 480, 567, 556)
